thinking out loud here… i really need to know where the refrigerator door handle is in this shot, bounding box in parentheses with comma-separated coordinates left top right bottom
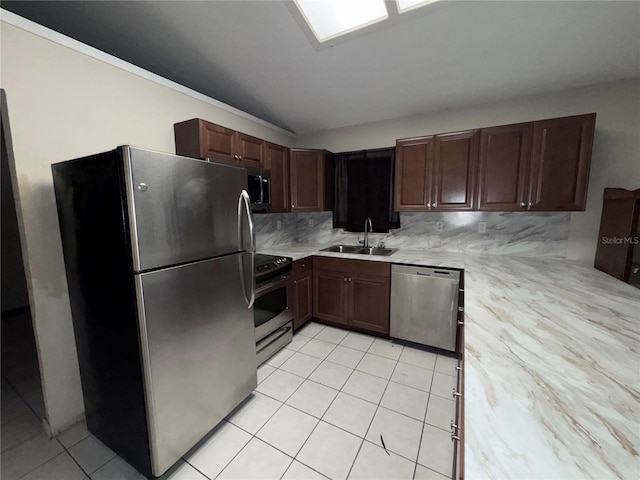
(237, 190, 256, 308)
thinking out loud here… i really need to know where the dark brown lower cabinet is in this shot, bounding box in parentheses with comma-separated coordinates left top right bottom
(313, 269, 349, 326)
(313, 257, 390, 336)
(292, 258, 313, 330)
(453, 310, 465, 480)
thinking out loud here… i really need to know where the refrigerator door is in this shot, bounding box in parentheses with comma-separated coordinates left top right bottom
(123, 147, 248, 271)
(135, 253, 257, 477)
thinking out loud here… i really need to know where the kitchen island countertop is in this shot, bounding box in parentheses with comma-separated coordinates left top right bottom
(258, 244, 640, 479)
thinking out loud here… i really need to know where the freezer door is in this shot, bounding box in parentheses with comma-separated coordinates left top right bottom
(123, 147, 248, 271)
(135, 253, 257, 476)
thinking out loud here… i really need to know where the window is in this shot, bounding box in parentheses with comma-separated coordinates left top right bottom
(290, 0, 443, 47)
(294, 0, 388, 42)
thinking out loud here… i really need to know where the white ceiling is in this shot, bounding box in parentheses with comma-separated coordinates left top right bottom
(4, 1, 639, 134)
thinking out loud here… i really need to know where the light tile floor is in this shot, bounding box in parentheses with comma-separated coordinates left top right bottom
(1, 322, 457, 479)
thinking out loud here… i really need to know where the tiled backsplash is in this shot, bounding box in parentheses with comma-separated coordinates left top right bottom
(254, 211, 570, 257)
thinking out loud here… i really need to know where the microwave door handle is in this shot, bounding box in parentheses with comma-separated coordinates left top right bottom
(265, 177, 271, 205)
(237, 190, 256, 308)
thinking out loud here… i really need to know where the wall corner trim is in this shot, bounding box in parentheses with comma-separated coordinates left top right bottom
(0, 9, 296, 139)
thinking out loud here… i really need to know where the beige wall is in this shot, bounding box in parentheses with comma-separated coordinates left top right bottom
(0, 22, 294, 435)
(298, 78, 640, 263)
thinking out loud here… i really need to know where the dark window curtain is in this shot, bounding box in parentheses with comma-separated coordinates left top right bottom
(333, 147, 400, 232)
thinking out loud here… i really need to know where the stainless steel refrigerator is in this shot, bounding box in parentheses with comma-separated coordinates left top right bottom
(52, 146, 257, 478)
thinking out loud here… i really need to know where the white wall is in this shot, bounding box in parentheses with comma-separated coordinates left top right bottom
(1, 111, 29, 312)
(0, 20, 294, 435)
(297, 79, 640, 263)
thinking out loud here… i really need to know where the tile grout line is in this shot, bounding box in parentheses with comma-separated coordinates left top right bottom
(1, 374, 93, 480)
(345, 341, 402, 479)
(412, 362, 437, 480)
(202, 324, 331, 480)
(259, 326, 379, 479)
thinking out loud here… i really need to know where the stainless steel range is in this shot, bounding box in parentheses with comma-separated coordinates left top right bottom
(254, 254, 293, 365)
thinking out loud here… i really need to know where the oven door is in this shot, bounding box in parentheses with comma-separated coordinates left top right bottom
(254, 273, 293, 342)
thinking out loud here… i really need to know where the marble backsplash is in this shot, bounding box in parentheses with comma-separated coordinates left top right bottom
(254, 211, 571, 257)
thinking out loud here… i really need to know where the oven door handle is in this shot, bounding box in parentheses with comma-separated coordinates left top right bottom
(256, 273, 291, 297)
(256, 324, 293, 355)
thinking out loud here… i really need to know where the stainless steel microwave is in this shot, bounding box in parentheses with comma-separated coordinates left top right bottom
(246, 166, 271, 212)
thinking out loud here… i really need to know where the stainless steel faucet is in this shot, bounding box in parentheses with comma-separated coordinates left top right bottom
(364, 217, 373, 248)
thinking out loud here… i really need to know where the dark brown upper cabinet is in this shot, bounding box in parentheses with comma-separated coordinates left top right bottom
(433, 130, 479, 211)
(264, 142, 290, 213)
(394, 131, 478, 212)
(528, 113, 595, 211)
(394, 137, 434, 211)
(236, 132, 264, 167)
(290, 149, 334, 212)
(395, 113, 595, 212)
(477, 123, 532, 211)
(174, 118, 264, 167)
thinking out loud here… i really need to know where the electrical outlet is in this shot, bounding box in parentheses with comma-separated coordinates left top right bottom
(308, 218, 314, 227)
(436, 221, 443, 232)
(478, 222, 486, 233)
(276, 220, 282, 231)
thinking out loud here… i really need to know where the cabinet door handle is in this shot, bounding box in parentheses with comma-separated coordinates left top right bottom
(452, 389, 462, 398)
(451, 432, 460, 442)
(450, 421, 459, 432)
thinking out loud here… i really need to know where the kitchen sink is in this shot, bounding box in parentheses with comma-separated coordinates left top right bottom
(357, 247, 397, 256)
(320, 245, 397, 256)
(321, 245, 363, 253)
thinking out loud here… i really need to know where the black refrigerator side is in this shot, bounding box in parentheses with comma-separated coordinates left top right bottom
(52, 149, 153, 478)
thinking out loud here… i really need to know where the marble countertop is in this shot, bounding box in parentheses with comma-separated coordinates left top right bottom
(258, 244, 466, 269)
(258, 244, 640, 478)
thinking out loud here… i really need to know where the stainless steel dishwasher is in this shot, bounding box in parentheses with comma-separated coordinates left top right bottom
(390, 265, 460, 352)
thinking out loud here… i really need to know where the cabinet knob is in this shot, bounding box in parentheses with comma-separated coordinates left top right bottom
(344, 277, 348, 282)
(528, 202, 533, 207)
(433, 202, 437, 208)
(520, 202, 525, 208)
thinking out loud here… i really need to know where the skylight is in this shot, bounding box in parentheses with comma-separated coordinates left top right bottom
(396, 0, 441, 14)
(294, 0, 389, 42)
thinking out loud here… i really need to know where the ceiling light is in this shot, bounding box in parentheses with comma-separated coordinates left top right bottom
(396, 0, 440, 14)
(294, 0, 389, 42)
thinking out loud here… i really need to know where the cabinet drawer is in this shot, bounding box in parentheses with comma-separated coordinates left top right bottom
(313, 256, 390, 278)
(293, 257, 313, 276)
